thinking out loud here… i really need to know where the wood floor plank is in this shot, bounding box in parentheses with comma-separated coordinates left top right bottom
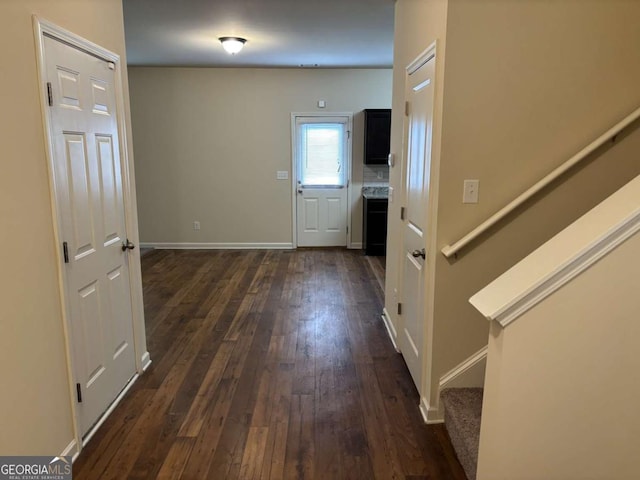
(313, 346, 342, 479)
(283, 394, 315, 480)
(260, 420, 289, 480)
(259, 362, 293, 480)
(178, 340, 235, 437)
(72, 249, 466, 480)
(238, 426, 269, 480)
(155, 437, 195, 480)
(356, 362, 405, 480)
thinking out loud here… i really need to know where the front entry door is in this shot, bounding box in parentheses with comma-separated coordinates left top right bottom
(43, 35, 137, 435)
(400, 50, 436, 391)
(294, 116, 351, 247)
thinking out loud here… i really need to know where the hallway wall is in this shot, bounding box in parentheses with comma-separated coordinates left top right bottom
(0, 0, 139, 455)
(128, 67, 392, 247)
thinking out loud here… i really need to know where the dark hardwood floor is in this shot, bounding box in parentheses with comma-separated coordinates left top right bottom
(365, 255, 386, 291)
(73, 249, 465, 479)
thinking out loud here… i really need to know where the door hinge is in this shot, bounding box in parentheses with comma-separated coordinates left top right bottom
(76, 383, 83, 403)
(346, 225, 349, 235)
(63, 241, 69, 264)
(397, 303, 402, 315)
(400, 207, 406, 220)
(405, 101, 410, 116)
(46, 82, 53, 107)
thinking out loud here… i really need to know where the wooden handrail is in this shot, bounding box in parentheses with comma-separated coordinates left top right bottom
(441, 106, 640, 259)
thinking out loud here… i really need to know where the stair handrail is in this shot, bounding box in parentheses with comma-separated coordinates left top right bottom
(441, 106, 640, 259)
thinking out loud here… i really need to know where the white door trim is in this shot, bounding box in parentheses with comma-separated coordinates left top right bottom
(32, 16, 149, 454)
(290, 112, 354, 248)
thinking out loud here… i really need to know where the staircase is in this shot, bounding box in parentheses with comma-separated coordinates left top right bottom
(441, 388, 483, 480)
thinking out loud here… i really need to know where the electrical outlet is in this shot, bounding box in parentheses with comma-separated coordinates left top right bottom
(193, 221, 200, 231)
(463, 180, 479, 204)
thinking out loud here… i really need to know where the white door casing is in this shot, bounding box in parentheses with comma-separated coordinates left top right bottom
(399, 48, 436, 394)
(292, 114, 352, 247)
(42, 33, 137, 437)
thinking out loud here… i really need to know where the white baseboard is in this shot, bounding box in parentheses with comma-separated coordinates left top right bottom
(419, 396, 444, 424)
(349, 242, 363, 249)
(140, 351, 152, 372)
(140, 242, 294, 250)
(427, 346, 488, 422)
(62, 438, 79, 462)
(439, 345, 488, 390)
(381, 308, 399, 352)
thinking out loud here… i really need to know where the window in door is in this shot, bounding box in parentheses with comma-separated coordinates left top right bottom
(297, 120, 348, 187)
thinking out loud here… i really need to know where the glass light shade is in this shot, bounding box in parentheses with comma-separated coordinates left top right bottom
(219, 37, 246, 55)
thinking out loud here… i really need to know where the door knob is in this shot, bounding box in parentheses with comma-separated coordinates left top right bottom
(122, 239, 136, 251)
(411, 248, 426, 259)
(297, 189, 303, 194)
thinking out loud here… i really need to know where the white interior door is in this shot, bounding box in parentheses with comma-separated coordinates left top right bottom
(44, 35, 137, 436)
(399, 51, 435, 391)
(294, 116, 351, 247)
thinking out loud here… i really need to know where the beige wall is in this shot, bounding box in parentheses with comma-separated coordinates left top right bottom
(432, 0, 640, 406)
(387, 0, 640, 415)
(0, 0, 139, 455)
(128, 67, 392, 246)
(478, 229, 640, 479)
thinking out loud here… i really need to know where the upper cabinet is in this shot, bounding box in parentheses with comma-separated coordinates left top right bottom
(363, 109, 391, 165)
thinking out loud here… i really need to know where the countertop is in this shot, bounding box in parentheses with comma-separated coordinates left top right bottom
(362, 185, 389, 199)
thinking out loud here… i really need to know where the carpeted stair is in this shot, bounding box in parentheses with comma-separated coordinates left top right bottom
(441, 388, 484, 480)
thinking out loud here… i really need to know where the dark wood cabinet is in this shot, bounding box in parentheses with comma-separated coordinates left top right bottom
(364, 109, 391, 165)
(363, 197, 388, 256)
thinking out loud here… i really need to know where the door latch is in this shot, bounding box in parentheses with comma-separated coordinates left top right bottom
(122, 239, 136, 251)
(411, 248, 426, 260)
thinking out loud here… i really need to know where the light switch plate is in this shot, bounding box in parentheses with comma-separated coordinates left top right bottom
(463, 179, 479, 204)
(276, 171, 289, 180)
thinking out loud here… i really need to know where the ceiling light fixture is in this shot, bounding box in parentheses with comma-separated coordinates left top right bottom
(219, 37, 246, 55)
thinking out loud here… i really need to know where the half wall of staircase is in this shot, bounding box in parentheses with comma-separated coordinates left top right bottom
(469, 175, 640, 479)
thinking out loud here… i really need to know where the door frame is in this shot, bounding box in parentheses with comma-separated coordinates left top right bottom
(33, 17, 150, 456)
(290, 112, 354, 248)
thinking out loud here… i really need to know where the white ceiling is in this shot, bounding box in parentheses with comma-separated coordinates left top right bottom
(123, 0, 395, 68)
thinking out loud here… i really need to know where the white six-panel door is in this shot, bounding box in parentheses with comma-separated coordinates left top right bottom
(44, 35, 136, 436)
(400, 51, 436, 392)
